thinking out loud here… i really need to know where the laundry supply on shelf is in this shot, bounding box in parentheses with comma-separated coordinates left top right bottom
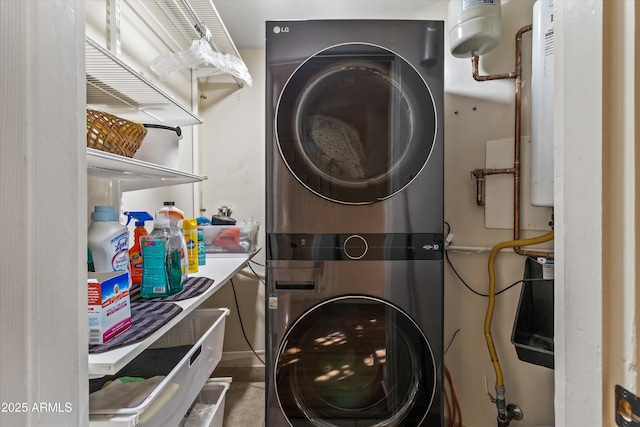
(199, 221, 259, 254)
(197, 230, 206, 266)
(211, 205, 236, 225)
(182, 218, 199, 273)
(157, 201, 188, 282)
(140, 218, 184, 299)
(88, 271, 132, 345)
(124, 211, 153, 286)
(88, 205, 130, 281)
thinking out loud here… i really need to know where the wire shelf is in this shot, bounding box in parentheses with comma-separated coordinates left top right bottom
(123, 0, 245, 83)
(86, 36, 203, 126)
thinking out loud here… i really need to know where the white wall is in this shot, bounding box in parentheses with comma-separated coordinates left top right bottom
(198, 50, 267, 366)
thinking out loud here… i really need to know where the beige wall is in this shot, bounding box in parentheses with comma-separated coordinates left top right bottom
(602, 0, 640, 424)
(198, 49, 267, 366)
(429, 1, 555, 426)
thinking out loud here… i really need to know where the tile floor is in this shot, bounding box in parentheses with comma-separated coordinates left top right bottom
(212, 366, 265, 427)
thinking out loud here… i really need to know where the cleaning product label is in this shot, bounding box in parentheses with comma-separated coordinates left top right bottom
(110, 231, 130, 272)
(185, 233, 198, 273)
(130, 250, 143, 283)
(88, 272, 131, 345)
(463, 0, 496, 11)
(141, 239, 168, 297)
(198, 234, 206, 265)
(183, 218, 199, 273)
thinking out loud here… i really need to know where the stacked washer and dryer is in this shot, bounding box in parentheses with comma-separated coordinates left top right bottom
(266, 20, 444, 426)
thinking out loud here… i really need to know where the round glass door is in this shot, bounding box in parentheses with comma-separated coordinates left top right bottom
(276, 43, 437, 204)
(275, 296, 436, 426)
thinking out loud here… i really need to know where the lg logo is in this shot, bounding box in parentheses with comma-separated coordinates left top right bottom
(273, 26, 290, 34)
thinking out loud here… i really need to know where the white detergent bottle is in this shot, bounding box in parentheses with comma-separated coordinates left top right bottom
(88, 206, 130, 277)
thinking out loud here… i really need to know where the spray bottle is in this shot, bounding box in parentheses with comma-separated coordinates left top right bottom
(157, 202, 188, 282)
(124, 211, 153, 286)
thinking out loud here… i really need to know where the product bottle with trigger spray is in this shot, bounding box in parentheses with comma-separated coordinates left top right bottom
(157, 202, 189, 283)
(124, 211, 154, 286)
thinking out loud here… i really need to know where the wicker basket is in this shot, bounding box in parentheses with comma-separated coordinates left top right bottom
(86, 108, 147, 158)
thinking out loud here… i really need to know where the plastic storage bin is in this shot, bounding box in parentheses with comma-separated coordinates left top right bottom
(511, 258, 554, 369)
(180, 380, 231, 427)
(89, 308, 229, 426)
(199, 222, 259, 254)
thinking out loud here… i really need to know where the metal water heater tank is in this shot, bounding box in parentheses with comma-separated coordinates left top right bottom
(530, 0, 554, 207)
(448, 0, 502, 58)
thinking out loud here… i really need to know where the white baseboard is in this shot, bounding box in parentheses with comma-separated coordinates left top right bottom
(219, 350, 266, 368)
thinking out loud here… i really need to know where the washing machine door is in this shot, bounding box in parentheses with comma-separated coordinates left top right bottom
(275, 296, 436, 426)
(276, 44, 437, 205)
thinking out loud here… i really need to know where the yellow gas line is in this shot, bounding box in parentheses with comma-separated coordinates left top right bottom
(485, 230, 554, 387)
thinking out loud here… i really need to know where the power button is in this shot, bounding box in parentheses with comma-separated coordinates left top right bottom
(343, 235, 368, 260)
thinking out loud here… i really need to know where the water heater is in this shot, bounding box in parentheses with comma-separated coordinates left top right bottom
(530, 0, 554, 207)
(448, 0, 502, 58)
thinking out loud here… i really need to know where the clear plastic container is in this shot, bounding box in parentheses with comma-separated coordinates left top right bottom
(199, 222, 259, 254)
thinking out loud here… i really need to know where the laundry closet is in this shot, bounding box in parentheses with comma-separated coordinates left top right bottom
(1, 0, 624, 426)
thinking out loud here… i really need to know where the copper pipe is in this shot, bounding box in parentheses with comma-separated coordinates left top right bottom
(472, 168, 516, 206)
(476, 178, 485, 206)
(470, 25, 554, 259)
(483, 168, 516, 175)
(511, 25, 552, 258)
(472, 56, 516, 80)
(512, 26, 530, 244)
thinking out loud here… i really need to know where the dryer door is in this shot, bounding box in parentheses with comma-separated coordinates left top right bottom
(275, 296, 436, 426)
(275, 43, 437, 205)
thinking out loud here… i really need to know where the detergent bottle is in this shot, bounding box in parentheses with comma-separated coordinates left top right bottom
(88, 206, 129, 277)
(124, 211, 153, 286)
(157, 202, 188, 282)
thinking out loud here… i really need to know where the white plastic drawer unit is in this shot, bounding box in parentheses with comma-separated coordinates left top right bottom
(89, 308, 230, 427)
(179, 380, 231, 427)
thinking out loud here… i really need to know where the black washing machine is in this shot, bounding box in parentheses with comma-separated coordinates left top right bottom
(266, 20, 444, 427)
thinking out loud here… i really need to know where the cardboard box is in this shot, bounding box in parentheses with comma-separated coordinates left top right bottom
(88, 272, 132, 345)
